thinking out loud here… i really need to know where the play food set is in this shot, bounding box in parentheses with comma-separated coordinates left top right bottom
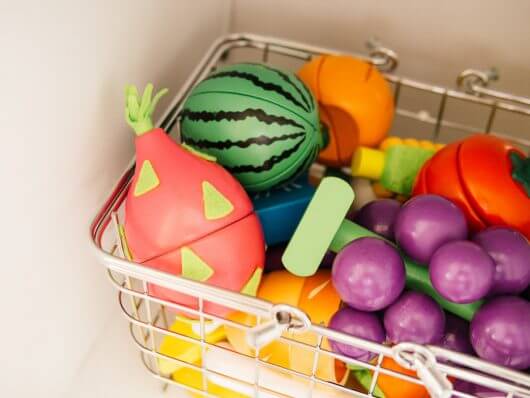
(252, 174, 315, 245)
(353, 198, 401, 240)
(109, 47, 530, 398)
(180, 63, 323, 192)
(122, 84, 265, 317)
(298, 55, 394, 167)
(332, 237, 406, 311)
(429, 241, 495, 304)
(413, 134, 530, 239)
(394, 194, 468, 264)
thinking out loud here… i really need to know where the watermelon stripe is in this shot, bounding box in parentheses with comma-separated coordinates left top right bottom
(272, 144, 318, 188)
(205, 71, 310, 114)
(180, 108, 303, 129)
(182, 131, 306, 150)
(295, 74, 315, 111)
(226, 138, 306, 173)
(243, 63, 312, 112)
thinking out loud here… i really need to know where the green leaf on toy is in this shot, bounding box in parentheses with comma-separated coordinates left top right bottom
(381, 146, 435, 195)
(511, 151, 530, 197)
(181, 247, 214, 282)
(353, 369, 386, 398)
(240, 267, 263, 296)
(202, 181, 234, 220)
(134, 160, 160, 197)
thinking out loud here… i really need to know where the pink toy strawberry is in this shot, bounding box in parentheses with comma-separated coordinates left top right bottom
(123, 84, 265, 317)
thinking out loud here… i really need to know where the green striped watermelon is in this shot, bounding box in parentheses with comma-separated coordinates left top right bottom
(180, 63, 323, 192)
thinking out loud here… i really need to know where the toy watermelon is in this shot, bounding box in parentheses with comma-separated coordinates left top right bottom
(180, 63, 324, 192)
(123, 84, 265, 317)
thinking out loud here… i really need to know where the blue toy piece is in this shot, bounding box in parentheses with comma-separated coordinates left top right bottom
(253, 175, 315, 246)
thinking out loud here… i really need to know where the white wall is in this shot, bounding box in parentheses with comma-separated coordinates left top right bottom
(0, 1, 229, 396)
(231, 0, 530, 95)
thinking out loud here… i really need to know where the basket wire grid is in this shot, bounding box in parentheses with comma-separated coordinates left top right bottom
(90, 33, 530, 398)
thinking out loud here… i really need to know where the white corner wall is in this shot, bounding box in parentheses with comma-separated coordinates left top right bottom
(231, 0, 530, 97)
(0, 1, 229, 396)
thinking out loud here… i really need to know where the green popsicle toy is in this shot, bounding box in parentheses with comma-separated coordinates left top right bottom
(282, 177, 483, 320)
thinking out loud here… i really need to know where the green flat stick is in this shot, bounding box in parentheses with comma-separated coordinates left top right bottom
(282, 177, 355, 277)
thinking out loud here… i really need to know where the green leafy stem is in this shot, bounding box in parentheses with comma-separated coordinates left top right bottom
(510, 151, 530, 197)
(125, 83, 168, 136)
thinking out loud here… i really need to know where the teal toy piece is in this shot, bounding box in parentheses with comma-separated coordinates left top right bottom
(283, 177, 483, 320)
(180, 63, 323, 192)
(253, 175, 315, 246)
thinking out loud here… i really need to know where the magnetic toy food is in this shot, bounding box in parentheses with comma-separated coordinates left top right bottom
(180, 63, 323, 192)
(413, 134, 530, 238)
(298, 55, 394, 167)
(123, 84, 265, 317)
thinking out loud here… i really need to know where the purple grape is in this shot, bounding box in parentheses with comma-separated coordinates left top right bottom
(353, 199, 401, 240)
(332, 237, 406, 311)
(439, 313, 474, 355)
(472, 227, 530, 295)
(394, 194, 468, 264)
(429, 240, 495, 303)
(329, 306, 385, 362)
(384, 291, 445, 344)
(470, 296, 530, 369)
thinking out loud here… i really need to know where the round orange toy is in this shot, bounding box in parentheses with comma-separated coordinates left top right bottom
(224, 270, 348, 384)
(413, 134, 530, 239)
(298, 55, 394, 167)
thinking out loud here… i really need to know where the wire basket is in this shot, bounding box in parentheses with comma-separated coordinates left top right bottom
(90, 33, 530, 398)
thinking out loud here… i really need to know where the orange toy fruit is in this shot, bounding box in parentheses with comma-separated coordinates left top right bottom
(413, 134, 530, 239)
(224, 270, 348, 384)
(298, 55, 394, 167)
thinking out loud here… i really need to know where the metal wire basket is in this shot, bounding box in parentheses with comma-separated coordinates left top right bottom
(90, 33, 530, 398)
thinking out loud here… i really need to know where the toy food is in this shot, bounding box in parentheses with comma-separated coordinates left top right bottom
(379, 136, 444, 152)
(224, 270, 348, 385)
(384, 291, 445, 345)
(429, 241, 495, 303)
(470, 296, 530, 369)
(413, 134, 530, 239)
(332, 238, 406, 311)
(328, 306, 385, 362)
(394, 194, 468, 264)
(180, 63, 323, 192)
(353, 198, 400, 240)
(253, 174, 315, 245)
(298, 55, 394, 167)
(123, 84, 265, 317)
(352, 145, 435, 195)
(472, 227, 530, 295)
(439, 314, 474, 355)
(283, 177, 482, 320)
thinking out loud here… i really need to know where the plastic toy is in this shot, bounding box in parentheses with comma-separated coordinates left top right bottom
(439, 314, 474, 356)
(329, 306, 385, 362)
(384, 291, 446, 345)
(332, 237, 406, 311)
(298, 55, 394, 167)
(379, 136, 444, 152)
(252, 174, 315, 245)
(122, 84, 265, 317)
(352, 144, 436, 195)
(282, 177, 483, 320)
(470, 296, 530, 369)
(413, 134, 530, 239)
(354, 357, 430, 398)
(429, 241, 495, 303)
(180, 63, 323, 192)
(353, 198, 401, 240)
(394, 194, 469, 263)
(472, 227, 530, 295)
(224, 270, 348, 385)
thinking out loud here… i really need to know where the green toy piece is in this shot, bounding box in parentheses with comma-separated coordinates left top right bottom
(511, 151, 530, 197)
(180, 63, 323, 192)
(282, 177, 354, 277)
(283, 177, 483, 320)
(125, 83, 168, 136)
